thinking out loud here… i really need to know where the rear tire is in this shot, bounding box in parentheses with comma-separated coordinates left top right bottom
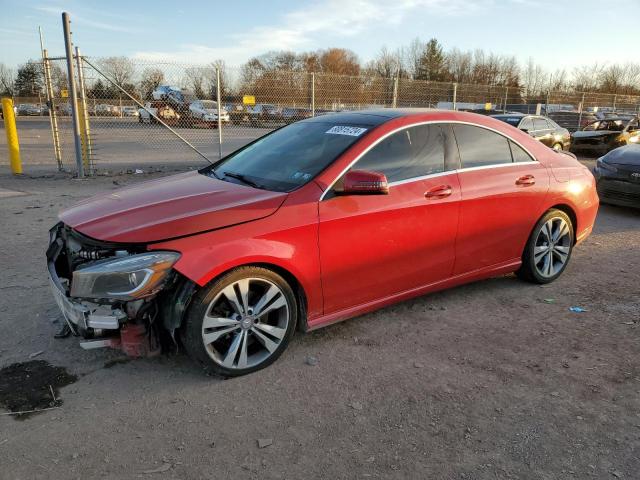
(517, 209, 574, 284)
(182, 267, 297, 377)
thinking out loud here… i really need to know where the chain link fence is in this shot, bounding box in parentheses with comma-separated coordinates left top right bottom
(8, 56, 640, 173)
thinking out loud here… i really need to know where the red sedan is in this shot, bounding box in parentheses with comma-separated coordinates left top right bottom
(47, 109, 599, 376)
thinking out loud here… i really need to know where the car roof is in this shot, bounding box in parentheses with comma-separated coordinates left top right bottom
(303, 108, 438, 127)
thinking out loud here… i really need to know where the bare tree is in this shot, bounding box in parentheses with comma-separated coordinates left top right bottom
(139, 67, 164, 100)
(0, 63, 15, 96)
(366, 47, 402, 78)
(572, 63, 604, 92)
(99, 56, 135, 88)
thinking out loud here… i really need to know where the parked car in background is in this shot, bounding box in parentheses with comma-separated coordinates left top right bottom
(138, 101, 180, 125)
(16, 103, 42, 116)
(548, 110, 598, 132)
(248, 104, 281, 126)
(121, 106, 139, 117)
(492, 114, 571, 151)
(57, 103, 72, 116)
(189, 100, 230, 123)
(227, 104, 252, 125)
(47, 109, 598, 377)
(0, 103, 18, 119)
(593, 145, 640, 207)
(282, 107, 313, 124)
(95, 104, 118, 116)
(571, 116, 640, 154)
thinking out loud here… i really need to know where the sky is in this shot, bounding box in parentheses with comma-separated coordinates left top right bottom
(1, 0, 638, 71)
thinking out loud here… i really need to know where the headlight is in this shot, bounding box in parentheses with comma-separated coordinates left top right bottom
(596, 158, 617, 173)
(70, 252, 180, 300)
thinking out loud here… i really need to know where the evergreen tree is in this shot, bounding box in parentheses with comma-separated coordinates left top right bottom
(14, 60, 44, 96)
(416, 38, 446, 81)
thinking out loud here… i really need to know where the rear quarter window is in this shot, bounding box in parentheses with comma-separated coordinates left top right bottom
(509, 141, 534, 163)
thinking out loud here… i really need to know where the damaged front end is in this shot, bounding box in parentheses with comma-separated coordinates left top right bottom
(46, 223, 194, 357)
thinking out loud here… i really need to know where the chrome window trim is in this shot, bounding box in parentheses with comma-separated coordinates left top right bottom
(319, 119, 538, 201)
(388, 170, 453, 187)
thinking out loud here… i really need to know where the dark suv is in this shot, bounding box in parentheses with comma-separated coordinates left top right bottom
(491, 114, 571, 151)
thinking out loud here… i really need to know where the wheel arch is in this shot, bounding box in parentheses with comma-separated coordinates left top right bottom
(251, 262, 309, 333)
(548, 203, 578, 244)
(183, 261, 310, 333)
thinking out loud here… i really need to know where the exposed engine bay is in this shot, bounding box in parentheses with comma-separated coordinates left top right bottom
(46, 223, 195, 357)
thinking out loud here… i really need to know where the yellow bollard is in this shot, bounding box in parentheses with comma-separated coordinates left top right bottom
(2, 98, 23, 174)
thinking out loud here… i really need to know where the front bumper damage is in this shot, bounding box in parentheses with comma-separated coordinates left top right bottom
(46, 223, 163, 357)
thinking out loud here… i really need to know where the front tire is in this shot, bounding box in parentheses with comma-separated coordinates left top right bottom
(517, 209, 574, 284)
(182, 267, 297, 377)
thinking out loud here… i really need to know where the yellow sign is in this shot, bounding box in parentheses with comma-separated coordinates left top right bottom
(61, 89, 68, 98)
(242, 95, 256, 106)
(484, 102, 492, 110)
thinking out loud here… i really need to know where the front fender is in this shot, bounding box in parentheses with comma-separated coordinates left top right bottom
(148, 200, 323, 320)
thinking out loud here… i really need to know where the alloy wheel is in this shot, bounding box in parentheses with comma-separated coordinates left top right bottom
(533, 217, 571, 278)
(201, 277, 290, 370)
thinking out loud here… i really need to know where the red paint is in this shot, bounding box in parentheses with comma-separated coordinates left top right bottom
(343, 169, 389, 194)
(59, 171, 286, 243)
(61, 110, 599, 331)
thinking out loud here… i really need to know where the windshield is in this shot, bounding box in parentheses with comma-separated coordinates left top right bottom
(207, 121, 370, 192)
(200, 101, 217, 109)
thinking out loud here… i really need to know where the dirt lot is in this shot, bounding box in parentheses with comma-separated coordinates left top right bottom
(0, 162, 639, 480)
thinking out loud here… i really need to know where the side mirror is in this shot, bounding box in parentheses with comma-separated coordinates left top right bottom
(341, 170, 389, 195)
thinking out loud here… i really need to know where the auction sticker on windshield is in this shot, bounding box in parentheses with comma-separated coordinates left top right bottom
(326, 126, 368, 136)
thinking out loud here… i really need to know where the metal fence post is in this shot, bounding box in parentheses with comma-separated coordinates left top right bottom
(75, 47, 93, 175)
(452, 83, 457, 111)
(392, 75, 399, 108)
(577, 92, 585, 130)
(41, 49, 63, 170)
(62, 12, 84, 178)
(612, 94, 617, 112)
(311, 72, 315, 117)
(216, 66, 222, 160)
(503, 87, 508, 113)
(545, 91, 550, 115)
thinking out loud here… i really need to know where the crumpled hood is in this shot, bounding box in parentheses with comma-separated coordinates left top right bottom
(60, 171, 287, 243)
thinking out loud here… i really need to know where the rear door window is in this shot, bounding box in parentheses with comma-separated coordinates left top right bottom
(533, 118, 549, 131)
(453, 125, 513, 168)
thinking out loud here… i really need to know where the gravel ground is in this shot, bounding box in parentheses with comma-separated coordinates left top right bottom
(0, 159, 639, 479)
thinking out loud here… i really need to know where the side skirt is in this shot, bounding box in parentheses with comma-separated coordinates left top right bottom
(307, 259, 522, 331)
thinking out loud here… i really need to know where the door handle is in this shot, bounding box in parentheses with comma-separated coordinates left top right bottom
(425, 185, 453, 199)
(516, 175, 536, 186)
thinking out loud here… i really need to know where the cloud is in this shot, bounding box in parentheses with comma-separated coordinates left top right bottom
(34, 5, 137, 33)
(132, 0, 487, 65)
